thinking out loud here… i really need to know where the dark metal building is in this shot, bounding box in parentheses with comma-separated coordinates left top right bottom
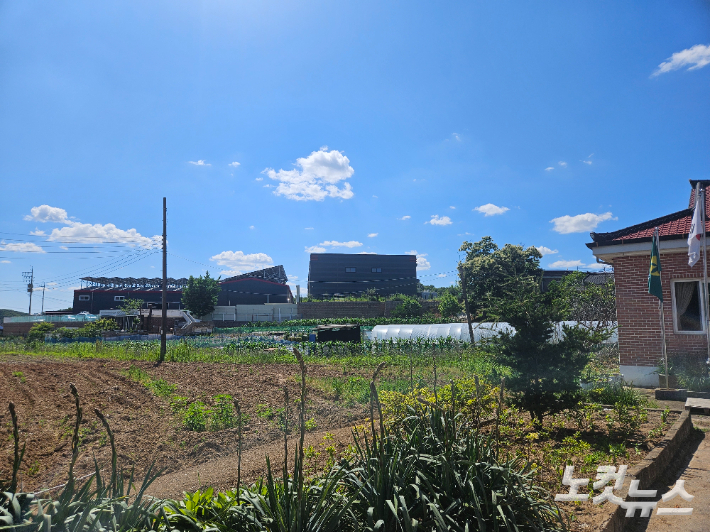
(72, 266, 292, 313)
(307, 253, 417, 298)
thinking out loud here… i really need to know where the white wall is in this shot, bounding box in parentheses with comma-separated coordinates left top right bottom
(206, 304, 298, 322)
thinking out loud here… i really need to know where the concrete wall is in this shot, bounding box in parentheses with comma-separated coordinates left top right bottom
(207, 304, 299, 322)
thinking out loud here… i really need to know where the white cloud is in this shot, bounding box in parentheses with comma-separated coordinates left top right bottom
(188, 160, 211, 166)
(305, 227, 314, 230)
(582, 160, 593, 165)
(652, 44, 710, 76)
(1, 260, 11, 264)
(263, 148, 354, 201)
(249, 225, 255, 230)
(437, 273, 447, 278)
(60, 246, 69, 250)
(0, 242, 45, 253)
(368, 233, 378, 238)
(399, 215, 411, 220)
(48, 223, 159, 247)
(305, 245, 327, 253)
(558, 161, 567, 167)
(263, 184, 274, 188)
(30, 229, 46, 236)
(548, 260, 585, 269)
(24, 205, 69, 224)
(319, 240, 363, 248)
(535, 246, 559, 256)
(405, 250, 431, 271)
(427, 215, 453, 226)
(453, 133, 461, 141)
(210, 250, 274, 276)
(357, 251, 378, 254)
(228, 162, 241, 168)
(545, 167, 555, 171)
(449, 206, 456, 209)
(548, 260, 606, 270)
(255, 177, 263, 181)
(474, 204, 509, 217)
(550, 212, 616, 234)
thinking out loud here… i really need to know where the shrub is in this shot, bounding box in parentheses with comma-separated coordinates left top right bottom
(183, 401, 210, 432)
(26, 322, 54, 344)
(438, 292, 462, 319)
(389, 296, 422, 318)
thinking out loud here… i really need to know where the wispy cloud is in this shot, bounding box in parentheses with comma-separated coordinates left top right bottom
(582, 160, 592, 165)
(545, 167, 555, 171)
(558, 161, 567, 168)
(305, 227, 314, 230)
(210, 250, 273, 276)
(652, 44, 710, 76)
(188, 160, 211, 166)
(228, 162, 241, 168)
(30, 229, 46, 236)
(305, 245, 326, 253)
(452, 133, 461, 141)
(405, 250, 431, 271)
(0, 260, 10, 264)
(548, 259, 606, 270)
(550, 212, 616, 234)
(263, 147, 354, 201)
(249, 225, 255, 230)
(255, 177, 263, 181)
(368, 233, 378, 238)
(535, 246, 559, 256)
(437, 273, 447, 278)
(0, 242, 45, 253)
(319, 240, 363, 248)
(474, 204, 509, 217)
(427, 215, 453, 226)
(399, 215, 411, 221)
(449, 206, 456, 209)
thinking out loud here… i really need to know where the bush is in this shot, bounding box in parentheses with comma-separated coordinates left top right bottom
(389, 296, 422, 318)
(26, 322, 54, 344)
(438, 292, 462, 319)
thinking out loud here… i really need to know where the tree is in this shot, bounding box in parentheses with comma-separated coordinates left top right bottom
(459, 237, 543, 321)
(390, 296, 422, 318)
(182, 271, 221, 318)
(438, 292, 462, 319)
(487, 279, 599, 425)
(118, 298, 144, 313)
(548, 271, 616, 329)
(26, 322, 54, 344)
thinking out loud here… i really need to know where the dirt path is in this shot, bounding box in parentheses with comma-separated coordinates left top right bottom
(625, 415, 710, 532)
(146, 425, 361, 499)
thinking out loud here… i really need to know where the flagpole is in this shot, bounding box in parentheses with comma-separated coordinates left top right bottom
(702, 185, 710, 364)
(655, 228, 669, 389)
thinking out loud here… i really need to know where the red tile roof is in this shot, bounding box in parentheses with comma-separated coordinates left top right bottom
(588, 180, 710, 247)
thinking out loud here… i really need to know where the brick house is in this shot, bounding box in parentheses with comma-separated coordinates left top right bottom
(587, 180, 710, 387)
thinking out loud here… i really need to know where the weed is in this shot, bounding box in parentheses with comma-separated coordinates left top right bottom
(183, 401, 210, 432)
(304, 417, 317, 431)
(12, 371, 25, 383)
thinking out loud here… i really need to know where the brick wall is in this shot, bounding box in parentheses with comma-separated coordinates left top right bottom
(2, 322, 83, 337)
(615, 252, 708, 367)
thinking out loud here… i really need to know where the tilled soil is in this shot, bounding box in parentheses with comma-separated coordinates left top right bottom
(0, 354, 366, 494)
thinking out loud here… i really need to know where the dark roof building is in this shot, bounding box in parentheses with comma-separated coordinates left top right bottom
(72, 266, 292, 313)
(308, 253, 417, 299)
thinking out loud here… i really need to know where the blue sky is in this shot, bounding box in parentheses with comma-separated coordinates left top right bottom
(1, 1, 709, 312)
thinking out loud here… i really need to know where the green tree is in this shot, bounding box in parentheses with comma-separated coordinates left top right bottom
(118, 298, 144, 313)
(459, 236, 543, 321)
(438, 292, 462, 319)
(26, 322, 54, 344)
(79, 317, 118, 338)
(182, 271, 221, 318)
(390, 296, 422, 318)
(549, 271, 616, 329)
(487, 279, 599, 425)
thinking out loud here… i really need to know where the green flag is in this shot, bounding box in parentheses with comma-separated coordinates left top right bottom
(648, 229, 663, 301)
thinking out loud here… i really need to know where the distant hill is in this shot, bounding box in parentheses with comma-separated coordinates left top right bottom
(0, 309, 29, 320)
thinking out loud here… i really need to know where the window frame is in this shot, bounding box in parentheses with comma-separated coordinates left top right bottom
(78, 295, 90, 301)
(670, 278, 706, 335)
(371, 267, 382, 273)
(345, 267, 356, 273)
(114, 295, 126, 302)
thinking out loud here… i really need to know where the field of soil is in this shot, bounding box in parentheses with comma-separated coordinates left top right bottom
(0, 354, 367, 498)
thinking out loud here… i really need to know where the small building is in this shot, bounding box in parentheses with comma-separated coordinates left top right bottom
(308, 253, 417, 299)
(587, 179, 710, 386)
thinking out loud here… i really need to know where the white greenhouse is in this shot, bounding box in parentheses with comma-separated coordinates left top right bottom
(369, 322, 617, 343)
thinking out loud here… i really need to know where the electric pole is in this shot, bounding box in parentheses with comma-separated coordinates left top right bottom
(41, 283, 46, 314)
(22, 267, 34, 315)
(160, 197, 167, 362)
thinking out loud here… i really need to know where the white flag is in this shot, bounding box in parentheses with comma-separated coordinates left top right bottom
(688, 187, 702, 267)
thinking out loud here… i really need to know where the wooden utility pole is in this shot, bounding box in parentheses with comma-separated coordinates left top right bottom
(160, 197, 167, 362)
(459, 263, 475, 345)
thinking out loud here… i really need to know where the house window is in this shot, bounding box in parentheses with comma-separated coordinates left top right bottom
(371, 268, 382, 273)
(345, 267, 356, 273)
(78, 295, 90, 301)
(673, 280, 703, 332)
(114, 296, 125, 302)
